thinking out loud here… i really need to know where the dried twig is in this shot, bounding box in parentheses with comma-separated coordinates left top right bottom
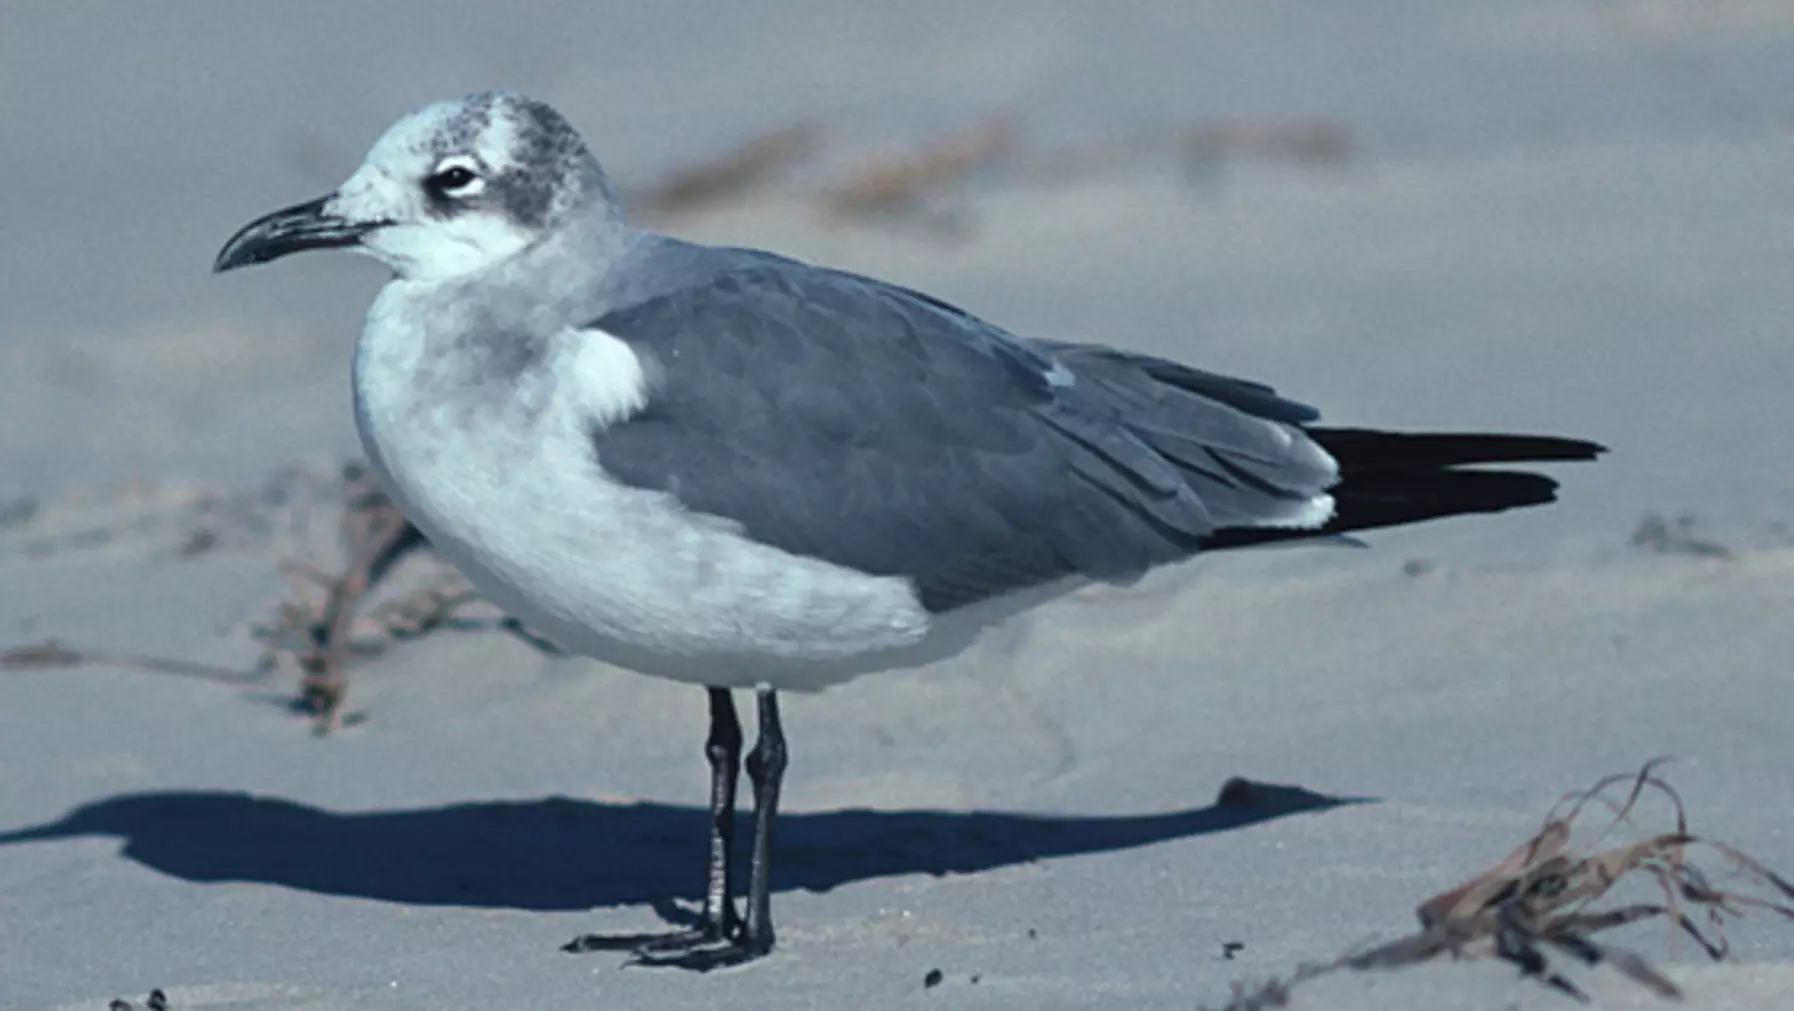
(362, 584, 565, 655)
(587, 113, 1358, 243)
(1348, 759, 1794, 1001)
(1202, 761, 1794, 1008)
(5, 466, 559, 735)
(250, 464, 562, 733)
(0, 640, 269, 685)
(819, 115, 1018, 220)
(632, 124, 823, 220)
(250, 471, 426, 733)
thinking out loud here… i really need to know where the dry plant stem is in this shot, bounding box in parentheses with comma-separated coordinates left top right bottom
(820, 115, 1018, 219)
(636, 124, 822, 219)
(1201, 761, 1794, 1009)
(1345, 759, 1794, 1002)
(365, 586, 567, 655)
(367, 586, 485, 639)
(0, 640, 268, 685)
(267, 492, 564, 732)
(297, 505, 424, 732)
(7, 466, 566, 731)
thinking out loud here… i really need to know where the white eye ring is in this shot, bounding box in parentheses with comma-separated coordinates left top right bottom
(427, 156, 486, 197)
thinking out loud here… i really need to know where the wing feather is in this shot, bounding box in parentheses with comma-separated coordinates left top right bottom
(589, 261, 1336, 611)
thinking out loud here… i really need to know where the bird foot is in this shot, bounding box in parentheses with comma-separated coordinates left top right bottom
(627, 933, 774, 971)
(561, 920, 772, 970)
(561, 916, 742, 959)
(562, 927, 706, 954)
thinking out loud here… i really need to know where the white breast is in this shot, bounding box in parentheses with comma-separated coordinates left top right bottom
(351, 284, 935, 690)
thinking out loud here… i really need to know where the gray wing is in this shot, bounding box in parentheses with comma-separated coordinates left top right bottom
(588, 262, 1337, 613)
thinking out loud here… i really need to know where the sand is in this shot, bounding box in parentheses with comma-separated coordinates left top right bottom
(3, 3, 1792, 1008)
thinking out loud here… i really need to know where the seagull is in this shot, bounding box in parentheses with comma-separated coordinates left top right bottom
(214, 91, 1603, 969)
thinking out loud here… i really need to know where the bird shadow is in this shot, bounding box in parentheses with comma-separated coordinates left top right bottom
(0, 779, 1367, 914)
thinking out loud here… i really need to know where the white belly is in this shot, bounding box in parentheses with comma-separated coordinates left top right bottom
(351, 299, 937, 690)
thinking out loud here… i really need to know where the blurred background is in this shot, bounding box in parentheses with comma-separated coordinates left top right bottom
(3, 1, 1792, 542)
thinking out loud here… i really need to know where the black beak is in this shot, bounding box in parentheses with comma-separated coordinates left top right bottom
(212, 196, 381, 273)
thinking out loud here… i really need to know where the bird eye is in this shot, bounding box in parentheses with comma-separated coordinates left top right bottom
(426, 163, 482, 196)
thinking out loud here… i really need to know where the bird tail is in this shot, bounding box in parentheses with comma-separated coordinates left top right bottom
(1205, 427, 1605, 548)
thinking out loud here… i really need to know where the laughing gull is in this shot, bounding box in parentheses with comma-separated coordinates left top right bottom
(214, 91, 1603, 969)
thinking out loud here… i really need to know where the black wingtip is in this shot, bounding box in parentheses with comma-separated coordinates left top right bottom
(1204, 427, 1605, 551)
(1305, 428, 1608, 469)
(1205, 467, 1570, 550)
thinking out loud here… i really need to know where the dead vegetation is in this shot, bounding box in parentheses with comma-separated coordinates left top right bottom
(249, 464, 428, 731)
(2, 463, 556, 734)
(629, 123, 824, 219)
(0, 639, 269, 686)
(622, 112, 1352, 236)
(817, 115, 1020, 222)
(245, 464, 561, 733)
(1207, 760, 1794, 1008)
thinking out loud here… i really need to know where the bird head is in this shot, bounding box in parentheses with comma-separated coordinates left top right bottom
(214, 91, 614, 282)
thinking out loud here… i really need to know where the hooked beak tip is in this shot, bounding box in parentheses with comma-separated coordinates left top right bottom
(211, 243, 260, 275)
(213, 195, 375, 275)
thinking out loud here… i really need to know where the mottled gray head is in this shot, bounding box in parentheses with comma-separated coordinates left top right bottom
(215, 92, 617, 281)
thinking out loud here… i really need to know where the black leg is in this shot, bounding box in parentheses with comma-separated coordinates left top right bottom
(740, 686, 787, 952)
(634, 686, 787, 970)
(697, 688, 744, 938)
(562, 687, 743, 955)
